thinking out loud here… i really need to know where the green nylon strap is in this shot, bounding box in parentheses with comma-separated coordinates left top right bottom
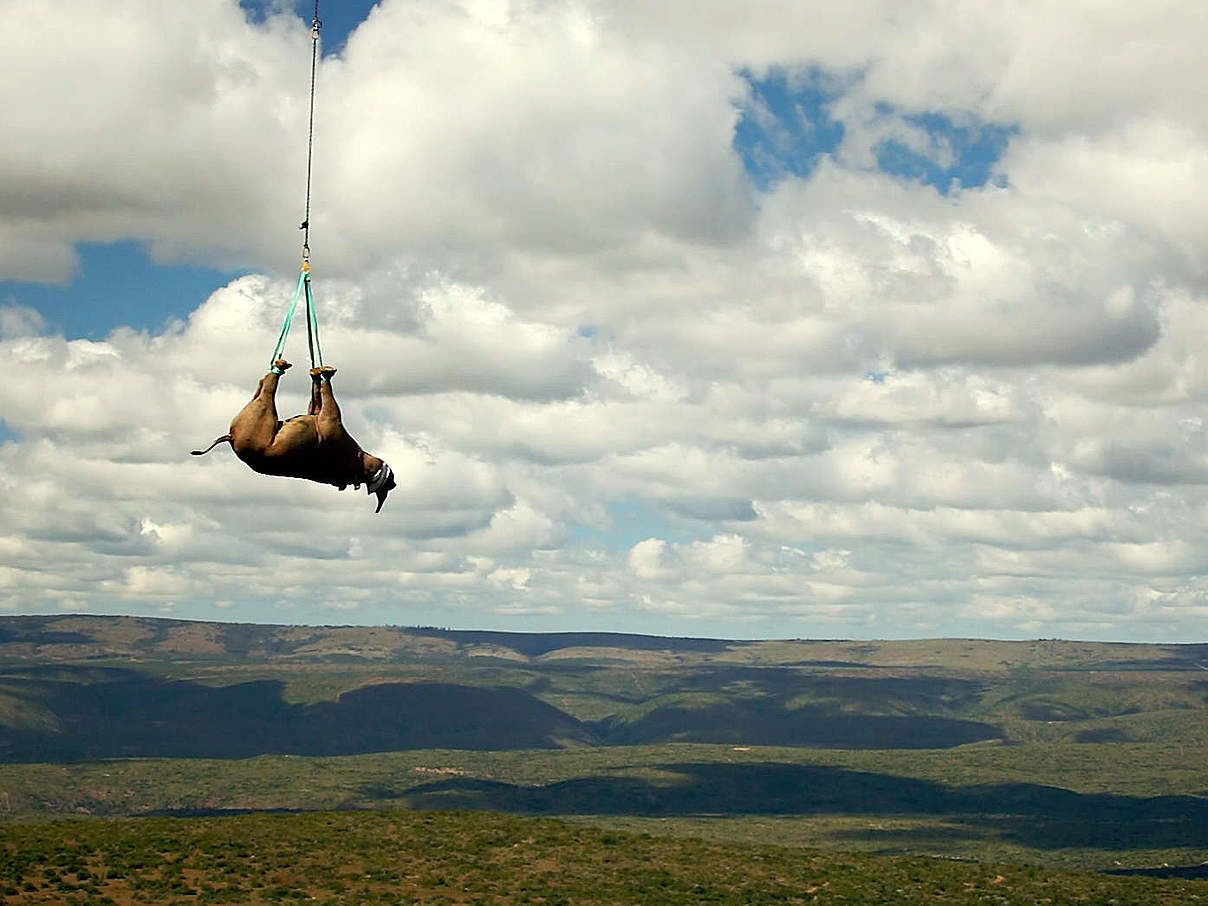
(269, 268, 310, 370)
(304, 271, 324, 368)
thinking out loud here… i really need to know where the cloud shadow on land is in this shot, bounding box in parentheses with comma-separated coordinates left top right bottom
(0, 667, 594, 760)
(596, 700, 1002, 749)
(387, 761, 1208, 853)
(0, 663, 1004, 761)
(593, 668, 1004, 749)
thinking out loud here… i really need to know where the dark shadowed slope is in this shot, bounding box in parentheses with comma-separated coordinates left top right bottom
(0, 664, 1012, 760)
(0, 667, 594, 760)
(392, 761, 1208, 852)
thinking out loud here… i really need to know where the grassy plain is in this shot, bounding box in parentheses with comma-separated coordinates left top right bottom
(2, 741, 1207, 872)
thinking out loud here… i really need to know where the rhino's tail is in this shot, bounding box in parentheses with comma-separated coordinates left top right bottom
(191, 434, 232, 456)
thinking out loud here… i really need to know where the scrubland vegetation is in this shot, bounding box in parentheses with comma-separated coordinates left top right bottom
(3, 810, 1206, 905)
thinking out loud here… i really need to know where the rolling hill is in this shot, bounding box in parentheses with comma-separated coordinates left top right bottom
(1, 614, 1205, 761)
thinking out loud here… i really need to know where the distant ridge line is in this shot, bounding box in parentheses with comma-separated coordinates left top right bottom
(0, 614, 768, 657)
(406, 627, 740, 656)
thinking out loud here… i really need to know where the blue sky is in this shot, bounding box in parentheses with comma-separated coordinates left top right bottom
(3, 0, 1206, 643)
(240, 0, 380, 52)
(2, 242, 240, 339)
